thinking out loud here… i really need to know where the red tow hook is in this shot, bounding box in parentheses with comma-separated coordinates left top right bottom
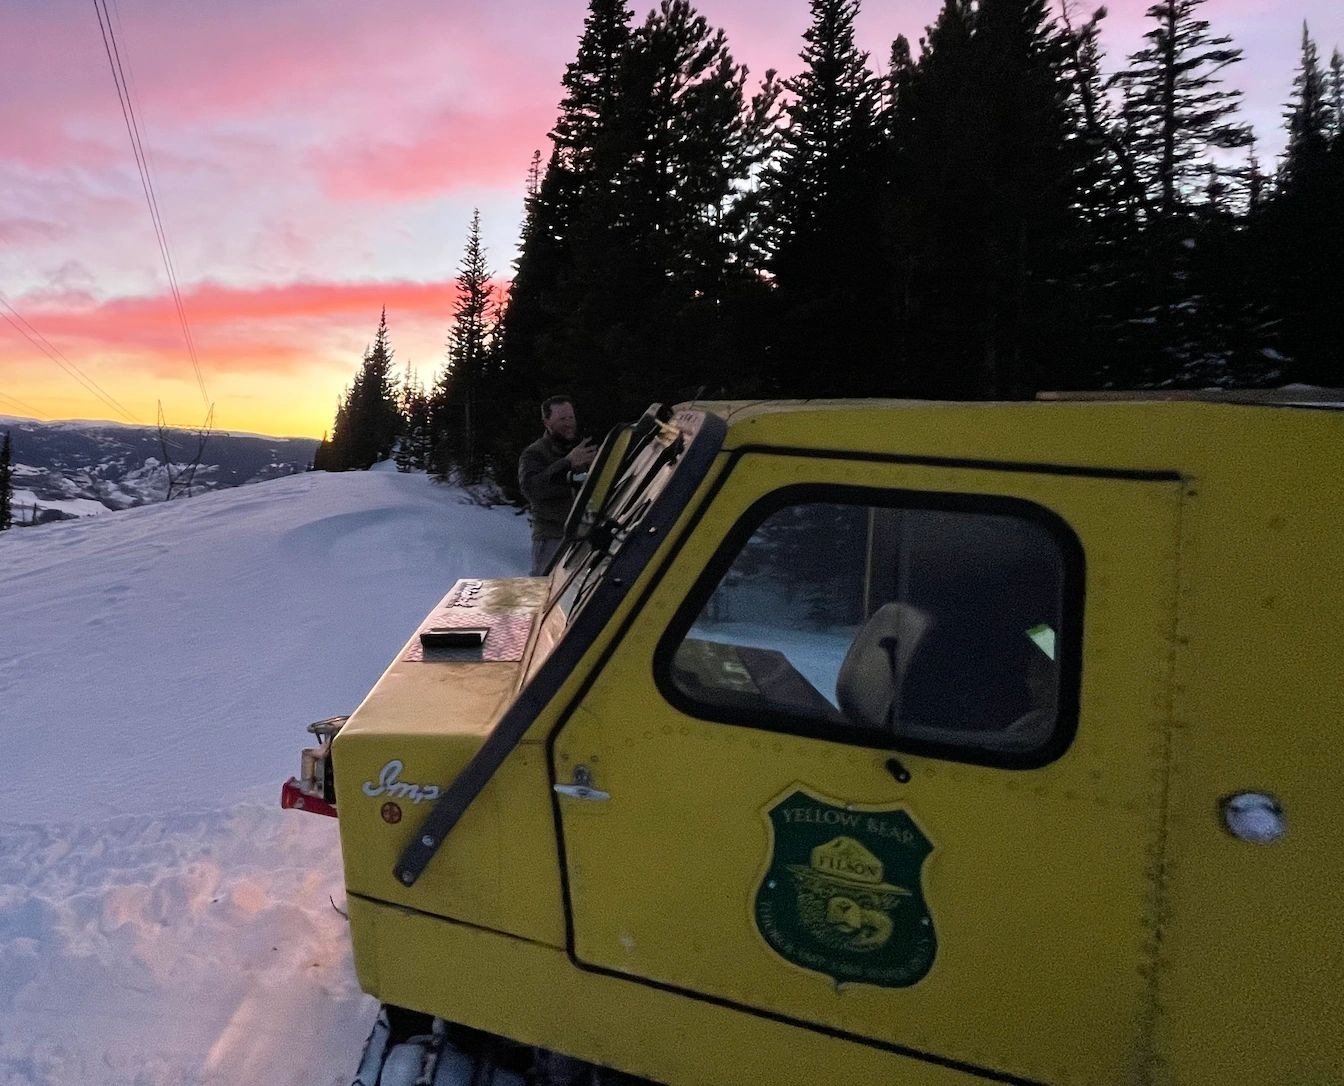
(281, 777, 338, 818)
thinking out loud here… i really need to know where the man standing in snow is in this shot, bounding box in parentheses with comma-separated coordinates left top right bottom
(518, 395, 596, 576)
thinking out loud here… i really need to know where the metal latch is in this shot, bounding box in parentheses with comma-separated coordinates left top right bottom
(553, 764, 610, 802)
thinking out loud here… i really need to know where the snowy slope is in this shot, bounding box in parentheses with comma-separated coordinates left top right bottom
(0, 466, 531, 1085)
(0, 415, 320, 520)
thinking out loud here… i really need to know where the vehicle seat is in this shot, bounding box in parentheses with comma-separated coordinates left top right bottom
(999, 642, 1059, 745)
(835, 603, 933, 733)
(838, 602, 1048, 747)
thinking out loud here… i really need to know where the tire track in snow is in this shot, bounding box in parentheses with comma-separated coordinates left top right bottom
(0, 804, 375, 1085)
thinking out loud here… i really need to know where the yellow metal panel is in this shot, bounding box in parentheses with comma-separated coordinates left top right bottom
(339, 737, 566, 947)
(335, 578, 566, 946)
(557, 452, 1183, 1085)
(351, 894, 992, 1086)
(336, 403, 1344, 1084)
(708, 399, 1298, 480)
(1154, 409, 1344, 1084)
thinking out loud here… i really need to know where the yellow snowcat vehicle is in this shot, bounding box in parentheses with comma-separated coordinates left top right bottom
(283, 393, 1343, 1086)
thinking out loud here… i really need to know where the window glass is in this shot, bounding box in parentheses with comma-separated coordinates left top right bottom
(666, 497, 1071, 759)
(550, 419, 685, 618)
(524, 413, 693, 685)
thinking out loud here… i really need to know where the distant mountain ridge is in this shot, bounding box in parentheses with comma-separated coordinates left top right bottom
(0, 416, 320, 520)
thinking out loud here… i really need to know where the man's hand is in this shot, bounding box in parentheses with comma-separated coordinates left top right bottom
(566, 438, 597, 471)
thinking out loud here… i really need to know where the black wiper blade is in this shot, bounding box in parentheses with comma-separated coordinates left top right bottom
(610, 430, 685, 525)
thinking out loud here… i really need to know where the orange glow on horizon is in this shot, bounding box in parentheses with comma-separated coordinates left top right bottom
(1, 277, 506, 439)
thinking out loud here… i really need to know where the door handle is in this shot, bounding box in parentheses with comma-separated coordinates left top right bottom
(553, 764, 610, 802)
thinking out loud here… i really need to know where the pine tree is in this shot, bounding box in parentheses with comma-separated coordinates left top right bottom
(1113, 0, 1253, 222)
(395, 362, 431, 472)
(758, 0, 889, 396)
(967, 0, 1085, 394)
(497, 0, 637, 417)
(326, 310, 402, 470)
(356, 309, 402, 467)
(722, 68, 785, 277)
(433, 210, 496, 482)
(888, 0, 1085, 396)
(502, 0, 764, 434)
(618, 2, 748, 282)
(551, 0, 637, 200)
(1260, 27, 1344, 387)
(1054, 5, 1147, 389)
(1059, 6, 1137, 224)
(1324, 48, 1344, 140)
(326, 384, 360, 471)
(592, 0, 758, 404)
(891, 0, 986, 396)
(767, 0, 881, 253)
(311, 430, 332, 471)
(1101, 1, 1277, 388)
(1281, 24, 1332, 193)
(882, 34, 914, 121)
(0, 431, 12, 531)
(327, 398, 352, 469)
(1246, 141, 1266, 211)
(534, 0, 637, 286)
(495, 150, 565, 419)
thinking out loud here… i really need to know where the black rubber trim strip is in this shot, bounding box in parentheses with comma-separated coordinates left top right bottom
(392, 410, 727, 887)
(729, 442, 1184, 483)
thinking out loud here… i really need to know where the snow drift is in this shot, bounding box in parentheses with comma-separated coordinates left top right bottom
(0, 466, 531, 1085)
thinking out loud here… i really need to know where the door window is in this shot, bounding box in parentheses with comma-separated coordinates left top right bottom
(659, 490, 1079, 765)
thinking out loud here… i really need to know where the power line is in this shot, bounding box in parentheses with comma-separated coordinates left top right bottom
(0, 390, 45, 417)
(94, 0, 206, 406)
(0, 293, 141, 424)
(92, 0, 210, 409)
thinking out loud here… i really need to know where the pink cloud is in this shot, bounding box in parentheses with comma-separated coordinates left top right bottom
(313, 104, 551, 200)
(0, 1, 571, 174)
(8, 277, 505, 380)
(0, 217, 64, 245)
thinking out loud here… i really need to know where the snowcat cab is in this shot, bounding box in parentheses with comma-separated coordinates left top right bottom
(284, 393, 1344, 1086)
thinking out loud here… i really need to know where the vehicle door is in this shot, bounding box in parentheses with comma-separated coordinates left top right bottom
(551, 448, 1182, 1084)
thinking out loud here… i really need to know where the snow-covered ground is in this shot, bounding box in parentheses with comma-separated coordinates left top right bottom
(7, 486, 107, 521)
(0, 464, 530, 1085)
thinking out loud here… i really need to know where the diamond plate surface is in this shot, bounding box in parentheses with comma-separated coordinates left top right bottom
(403, 609, 534, 663)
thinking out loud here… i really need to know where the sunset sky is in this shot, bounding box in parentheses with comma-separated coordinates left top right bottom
(2, 0, 1340, 439)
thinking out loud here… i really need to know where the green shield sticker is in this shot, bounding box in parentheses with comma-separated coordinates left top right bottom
(754, 787, 936, 987)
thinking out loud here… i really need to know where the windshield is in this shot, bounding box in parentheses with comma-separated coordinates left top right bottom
(526, 406, 718, 675)
(394, 405, 725, 887)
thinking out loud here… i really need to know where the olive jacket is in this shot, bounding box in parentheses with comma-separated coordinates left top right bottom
(518, 431, 576, 541)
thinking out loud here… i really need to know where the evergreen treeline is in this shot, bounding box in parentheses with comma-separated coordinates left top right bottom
(318, 0, 1344, 488)
(313, 309, 402, 471)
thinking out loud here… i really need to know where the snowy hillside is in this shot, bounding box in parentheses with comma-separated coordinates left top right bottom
(0, 416, 320, 521)
(0, 466, 531, 1085)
